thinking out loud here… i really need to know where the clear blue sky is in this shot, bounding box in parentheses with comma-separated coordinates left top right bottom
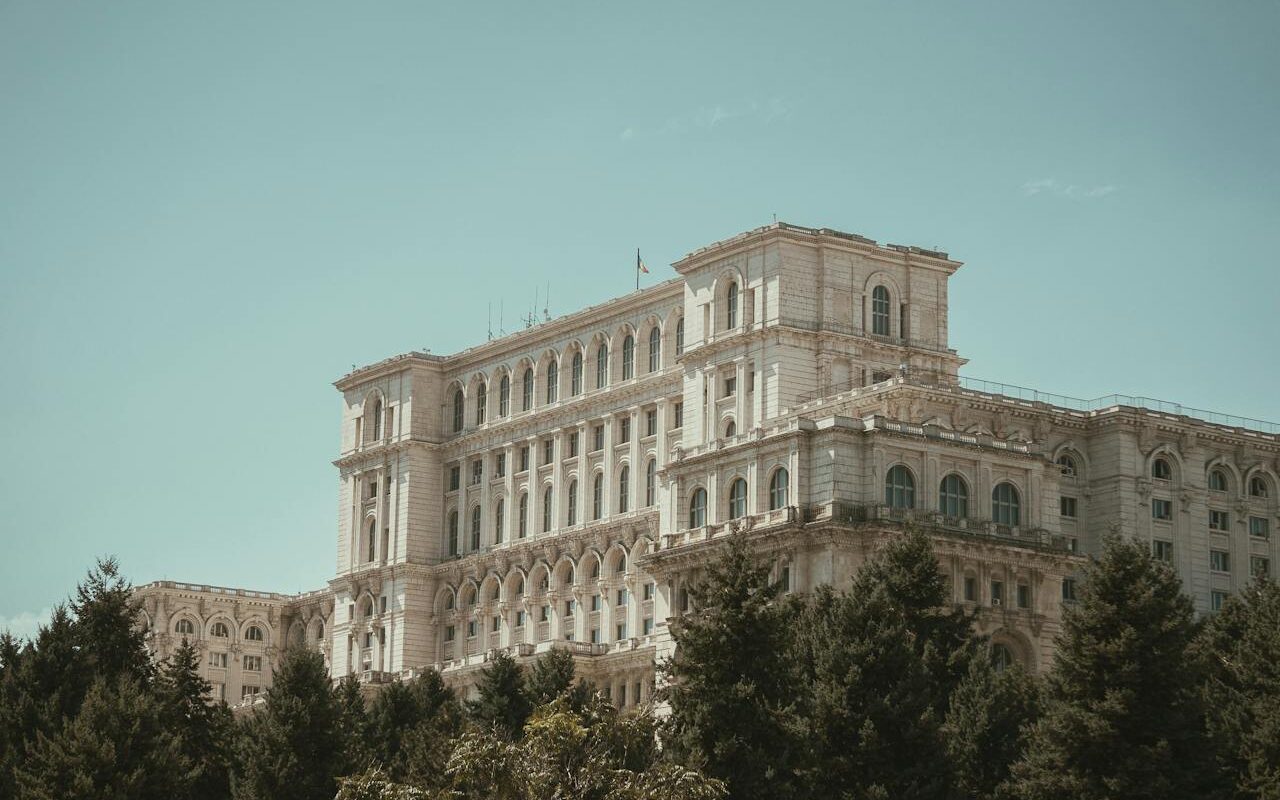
(2, 1, 1277, 637)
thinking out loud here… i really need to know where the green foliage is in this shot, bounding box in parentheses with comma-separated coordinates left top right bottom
(465, 652, 532, 740)
(335, 767, 439, 800)
(153, 640, 233, 800)
(525, 646, 593, 710)
(1005, 536, 1221, 800)
(942, 652, 1039, 799)
(367, 669, 461, 788)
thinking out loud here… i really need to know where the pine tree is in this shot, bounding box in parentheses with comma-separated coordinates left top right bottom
(942, 651, 1039, 799)
(661, 535, 804, 800)
(524, 647, 577, 706)
(466, 652, 531, 740)
(154, 640, 232, 800)
(1005, 536, 1222, 800)
(334, 675, 373, 775)
(232, 648, 344, 800)
(395, 669, 463, 790)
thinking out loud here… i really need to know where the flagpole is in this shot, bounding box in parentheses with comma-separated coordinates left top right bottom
(636, 248, 640, 292)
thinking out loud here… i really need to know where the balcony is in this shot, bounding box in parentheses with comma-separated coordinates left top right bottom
(826, 502, 1070, 552)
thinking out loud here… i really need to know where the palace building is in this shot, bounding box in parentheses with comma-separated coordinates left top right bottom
(135, 222, 1280, 708)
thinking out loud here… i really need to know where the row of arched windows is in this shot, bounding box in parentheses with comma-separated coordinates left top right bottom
(884, 465, 1023, 526)
(686, 468, 790, 529)
(174, 617, 265, 643)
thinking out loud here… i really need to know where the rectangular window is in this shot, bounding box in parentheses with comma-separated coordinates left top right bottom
(616, 588, 628, 607)
(445, 625, 455, 642)
(1210, 509, 1230, 531)
(1152, 498, 1173, 521)
(1060, 496, 1077, 518)
(496, 453, 506, 478)
(1062, 578, 1077, 602)
(515, 610, 526, 628)
(1211, 591, 1229, 612)
(723, 376, 736, 397)
(747, 370, 755, 393)
(590, 594, 601, 612)
(1251, 556, 1271, 578)
(491, 616, 500, 633)
(616, 622, 627, 641)
(991, 580, 1004, 606)
(643, 581, 654, 601)
(593, 425, 605, 451)
(569, 432, 579, 457)
(1210, 549, 1230, 572)
(209, 652, 228, 668)
(467, 620, 476, 638)
(963, 576, 977, 602)
(243, 655, 262, 672)
(1249, 516, 1270, 539)
(449, 466, 460, 492)
(780, 565, 791, 593)
(1153, 540, 1174, 562)
(1017, 584, 1030, 609)
(470, 459, 483, 485)
(643, 617, 653, 635)
(543, 439, 554, 466)
(590, 628, 600, 644)
(214, 683, 225, 702)
(645, 409, 657, 437)
(673, 402, 684, 429)
(519, 446, 530, 472)
(619, 417, 631, 444)
(564, 599, 576, 618)
(540, 605, 550, 622)
(242, 685, 260, 699)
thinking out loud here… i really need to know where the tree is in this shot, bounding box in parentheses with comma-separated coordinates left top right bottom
(942, 651, 1039, 799)
(661, 535, 805, 800)
(366, 670, 462, 786)
(466, 652, 531, 740)
(524, 647, 577, 706)
(334, 675, 373, 776)
(153, 640, 233, 800)
(232, 648, 344, 800)
(1006, 536, 1222, 800)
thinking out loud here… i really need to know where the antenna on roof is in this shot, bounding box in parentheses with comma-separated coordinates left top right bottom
(487, 302, 493, 341)
(543, 282, 550, 322)
(499, 299, 505, 337)
(772, 213, 777, 224)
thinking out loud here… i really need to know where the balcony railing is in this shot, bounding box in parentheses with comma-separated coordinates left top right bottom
(825, 502, 1070, 552)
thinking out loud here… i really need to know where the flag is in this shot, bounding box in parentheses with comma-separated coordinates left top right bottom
(637, 250, 649, 274)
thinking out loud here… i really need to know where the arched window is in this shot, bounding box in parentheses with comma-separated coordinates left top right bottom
(885, 465, 915, 509)
(366, 519, 377, 562)
(175, 618, 195, 636)
(645, 460, 657, 507)
(470, 506, 482, 550)
(728, 478, 747, 519)
(522, 368, 534, 411)
(210, 622, 229, 638)
(518, 494, 528, 538)
(499, 374, 510, 416)
(769, 468, 789, 510)
(245, 625, 264, 642)
(545, 360, 559, 404)
(724, 420, 736, 438)
(648, 327, 661, 372)
(618, 466, 630, 513)
(1152, 458, 1172, 480)
(475, 382, 487, 425)
(992, 643, 1014, 672)
(1209, 469, 1228, 492)
(1057, 454, 1077, 477)
(871, 286, 890, 336)
(596, 343, 609, 388)
(675, 318, 685, 355)
(571, 351, 583, 396)
(567, 480, 578, 525)
(992, 482, 1021, 526)
(447, 510, 459, 556)
(593, 473, 604, 520)
(939, 474, 969, 518)
(452, 389, 464, 433)
(726, 281, 739, 329)
(494, 499, 505, 543)
(621, 335, 635, 380)
(1249, 475, 1269, 498)
(371, 398, 383, 440)
(543, 486, 553, 532)
(688, 488, 707, 528)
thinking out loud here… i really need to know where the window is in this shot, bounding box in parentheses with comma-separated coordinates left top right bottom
(213, 682, 226, 702)
(645, 408, 657, 437)
(991, 644, 1013, 672)
(643, 617, 654, 635)
(885, 465, 915, 509)
(244, 655, 263, 672)
(991, 580, 1004, 606)
(542, 486, 553, 533)
(939, 474, 968, 518)
(1209, 509, 1230, 531)
(452, 389, 464, 433)
(726, 281, 739, 329)
(371, 399, 383, 440)
(618, 466, 630, 513)
(616, 588, 628, 606)
(724, 420, 736, 438)
(491, 616, 500, 633)
(728, 477, 747, 519)
(571, 351, 583, 395)
(499, 374, 510, 416)
(367, 520, 377, 562)
(1249, 516, 1270, 539)
(590, 628, 600, 644)
(495, 453, 506, 478)
(467, 620, 477, 638)
(769, 468, 789, 510)
(494, 499, 505, 543)
(1017, 584, 1030, 609)
(449, 465, 460, 491)
(992, 482, 1021, 526)
(209, 651, 228, 668)
(1152, 498, 1173, 521)
(569, 431, 579, 457)
(645, 460, 656, 507)
(590, 594, 601, 612)
(593, 473, 604, 520)
(1152, 540, 1173, 562)
(543, 439, 554, 466)
(643, 582, 654, 601)
(780, 565, 791, 593)
(445, 625, 455, 642)
(723, 376, 736, 397)
(622, 335, 635, 379)
(1062, 578, 1077, 602)
(1249, 476, 1269, 498)
(596, 343, 609, 388)
(619, 417, 631, 443)
(675, 318, 685, 355)
(540, 605, 550, 622)
(210, 622, 229, 638)
(1152, 458, 1172, 481)
(564, 599, 576, 618)
(245, 625, 264, 642)
(567, 480, 578, 525)
(518, 494, 528, 538)
(522, 368, 534, 411)
(673, 402, 684, 428)
(1060, 496, 1077, 518)
(242, 685, 261, 699)
(593, 424, 604, 451)
(448, 510, 459, 556)
(546, 360, 558, 404)
(1209, 469, 1228, 492)
(616, 622, 627, 641)
(1211, 591, 1228, 612)
(648, 326, 660, 372)
(519, 446, 530, 472)
(475, 382, 487, 424)
(516, 610, 526, 628)
(1250, 556, 1270, 578)
(871, 285, 890, 336)
(471, 506, 482, 550)
(963, 576, 977, 602)
(470, 459, 483, 485)
(1056, 454, 1077, 477)
(1210, 549, 1230, 572)
(689, 488, 707, 528)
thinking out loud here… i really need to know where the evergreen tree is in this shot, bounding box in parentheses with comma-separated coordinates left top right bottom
(232, 648, 343, 800)
(524, 647, 577, 706)
(70, 558, 153, 690)
(465, 652, 531, 740)
(153, 640, 232, 800)
(334, 675, 373, 775)
(661, 535, 804, 800)
(942, 651, 1039, 799)
(396, 669, 463, 790)
(1005, 536, 1221, 800)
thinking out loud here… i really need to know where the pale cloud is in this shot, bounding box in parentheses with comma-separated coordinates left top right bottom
(1022, 178, 1118, 199)
(622, 98, 791, 141)
(0, 607, 52, 642)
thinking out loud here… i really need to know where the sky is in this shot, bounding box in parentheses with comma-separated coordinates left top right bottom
(2, 1, 1278, 638)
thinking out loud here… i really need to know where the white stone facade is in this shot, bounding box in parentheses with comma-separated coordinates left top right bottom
(138, 222, 1280, 704)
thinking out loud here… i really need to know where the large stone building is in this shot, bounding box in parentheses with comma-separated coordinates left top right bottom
(135, 222, 1280, 708)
